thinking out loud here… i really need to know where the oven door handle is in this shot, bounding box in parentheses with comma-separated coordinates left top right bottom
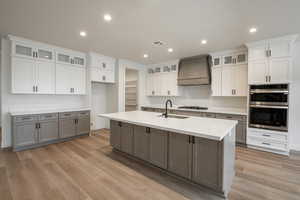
(250, 105, 288, 109)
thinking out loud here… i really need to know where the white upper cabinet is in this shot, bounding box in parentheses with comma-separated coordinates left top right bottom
(146, 61, 179, 97)
(9, 35, 86, 95)
(11, 39, 56, 94)
(246, 35, 297, 84)
(88, 52, 115, 83)
(211, 50, 248, 97)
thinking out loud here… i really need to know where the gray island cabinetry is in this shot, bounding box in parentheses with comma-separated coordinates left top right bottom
(102, 111, 236, 198)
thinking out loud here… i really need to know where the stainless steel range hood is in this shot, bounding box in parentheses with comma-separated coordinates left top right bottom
(178, 55, 211, 86)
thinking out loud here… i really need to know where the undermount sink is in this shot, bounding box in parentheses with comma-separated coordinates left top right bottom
(158, 114, 189, 119)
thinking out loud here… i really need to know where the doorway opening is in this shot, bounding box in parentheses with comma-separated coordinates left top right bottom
(125, 69, 138, 111)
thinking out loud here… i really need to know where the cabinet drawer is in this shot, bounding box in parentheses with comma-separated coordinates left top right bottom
(248, 136, 288, 151)
(39, 113, 58, 121)
(77, 111, 90, 118)
(59, 112, 77, 119)
(202, 113, 216, 118)
(14, 115, 38, 123)
(215, 113, 246, 121)
(248, 130, 287, 142)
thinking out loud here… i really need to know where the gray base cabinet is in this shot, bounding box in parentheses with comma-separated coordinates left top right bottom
(12, 110, 90, 151)
(133, 126, 150, 161)
(39, 120, 59, 143)
(149, 129, 168, 169)
(168, 132, 192, 179)
(120, 123, 134, 154)
(192, 137, 222, 191)
(133, 125, 168, 169)
(59, 119, 77, 138)
(14, 121, 38, 147)
(110, 121, 121, 150)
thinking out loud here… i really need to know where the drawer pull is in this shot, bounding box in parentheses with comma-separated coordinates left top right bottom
(22, 117, 32, 120)
(64, 114, 71, 116)
(262, 142, 271, 146)
(262, 134, 271, 137)
(146, 127, 151, 133)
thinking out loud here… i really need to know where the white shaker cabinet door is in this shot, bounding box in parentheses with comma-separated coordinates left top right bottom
(248, 60, 268, 84)
(248, 43, 267, 61)
(269, 40, 292, 58)
(72, 66, 86, 95)
(11, 57, 36, 94)
(235, 66, 248, 96)
(55, 64, 72, 94)
(221, 66, 235, 96)
(146, 75, 155, 96)
(269, 58, 291, 84)
(211, 67, 222, 96)
(36, 61, 55, 94)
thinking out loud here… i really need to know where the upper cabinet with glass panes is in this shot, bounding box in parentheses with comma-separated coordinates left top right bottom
(223, 52, 247, 65)
(12, 41, 54, 62)
(56, 50, 85, 67)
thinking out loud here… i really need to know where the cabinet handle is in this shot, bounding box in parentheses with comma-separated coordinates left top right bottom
(33, 86, 36, 92)
(269, 76, 271, 82)
(266, 76, 268, 82)
(262, 134, 271, 137)
(146, 127, 150, 133)
(262, 142, 271, 146)
(102, 76, 106, 81)
(192, 136, 195, 144)
(188, 136, 191, 144)
(269, 50, 272, 57)
(168, 90, 171, 95)
(36, 86, 38, 92)
(35, 123, 39, 129)
(118, 122, 122, 127)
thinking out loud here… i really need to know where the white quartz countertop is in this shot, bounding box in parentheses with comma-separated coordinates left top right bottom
(99, 111, 237, 141)
(141, 105, 247, 116)
(10, 107, 91, 116)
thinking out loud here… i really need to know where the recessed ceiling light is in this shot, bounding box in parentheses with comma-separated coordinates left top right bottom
(104, 14, 112, 22)
(249, 27, 257, 33)
(201, 40, 207, 45)
(168, 48, 173, 53)
(79, 31, 87, 37)
(143, 54, 149, 58)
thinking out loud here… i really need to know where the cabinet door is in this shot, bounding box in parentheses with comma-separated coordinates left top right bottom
(37, 48, 54, 62)
(56, 52, 71, 65)
(11, 57, 36, 94)
(71, 67, 86, 95)
(133, 126, 149, 161)
(269, 58, 291, 84)
(39, 120, 59, 143)
(36, 61, 55, 94)
(153, 74, 162, 96)
(221, 66, 235, 96)
(14, 122, 37, 147)
(59, 119, 76, 139)
(120, 123, 134, 155)
(146, 75, 155, 96)
(110, 121, 121, 150)
(248, 43, 267, 61)
(192, 137, 222, 190)
(248, 60, 268, 84)
(13, 42, 35, 59)
(269, 39, 292, 58)
(167, 72, 178, 96)
(234, 66, 248, 96)
(211, 67, 222, 96)
(149, 129, 168, 169)
(55, 64, 72, 94)
(236, 122, 246, 144)
(168, 132, 192, 179)
(77, 117, 90, 135)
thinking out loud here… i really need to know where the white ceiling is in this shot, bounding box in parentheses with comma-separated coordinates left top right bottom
(1, 0, 300, 64)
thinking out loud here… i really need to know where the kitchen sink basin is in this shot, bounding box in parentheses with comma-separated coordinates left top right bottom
(158, 114, 189, 119)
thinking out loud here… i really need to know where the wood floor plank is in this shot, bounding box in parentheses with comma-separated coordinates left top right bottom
(1, 129, 300, 200)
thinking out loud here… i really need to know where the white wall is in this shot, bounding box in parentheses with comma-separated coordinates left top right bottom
(289, 40, 300, 151)
(1, 38, 89, 148)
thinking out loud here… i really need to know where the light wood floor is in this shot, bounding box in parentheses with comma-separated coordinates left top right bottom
(0, 129, 300, 200)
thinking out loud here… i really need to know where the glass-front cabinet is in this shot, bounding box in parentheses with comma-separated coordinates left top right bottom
(13, 42, 35, 59)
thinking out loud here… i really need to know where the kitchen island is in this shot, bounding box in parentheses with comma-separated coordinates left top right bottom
(99, 111, 237, 198)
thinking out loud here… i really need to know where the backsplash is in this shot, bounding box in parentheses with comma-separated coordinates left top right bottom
(145, 85, 247, 108)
